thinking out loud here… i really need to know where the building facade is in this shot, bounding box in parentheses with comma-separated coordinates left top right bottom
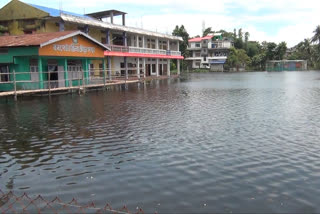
(0, 0, 183, 86)
(0, 31, 108, 91)
(185, 33, 233, 71)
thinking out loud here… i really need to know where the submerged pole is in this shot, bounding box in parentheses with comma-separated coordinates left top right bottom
(13, 69, 17, 101)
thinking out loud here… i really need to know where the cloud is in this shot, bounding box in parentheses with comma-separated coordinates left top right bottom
(1, 0, 319, 47)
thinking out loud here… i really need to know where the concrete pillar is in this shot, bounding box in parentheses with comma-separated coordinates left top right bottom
(137, 58, 140, 79)
(142, 36, 145, 48)
(106, 29, 110, 45)
(136, 36, 139, 47)
(177, 60, 180, 75)
(167, 40, 170, 50)
(156, 38, 159, 50)
(167, 59, 171, 76)
(123, 32, 127, 47)
(63, 58, 69, 87)
(143, 58, 146, 78)
(156, 59, 159, 77)
(177, 41, 180, 51)
(124, 57, 128, 80)
(110, 12, 114, 24)
(107, 56, 112, 81)
(122, 14, 126, 26)
(38, 57, 44, 89)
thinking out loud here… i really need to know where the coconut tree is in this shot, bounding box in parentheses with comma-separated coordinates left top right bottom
(311, 25, 320, 45)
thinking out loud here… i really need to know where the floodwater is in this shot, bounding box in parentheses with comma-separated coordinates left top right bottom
(1, 71, 320, 213)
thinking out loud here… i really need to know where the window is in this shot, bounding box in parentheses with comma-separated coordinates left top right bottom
(0, 48, 8, 55)
(101, 37, 106, 44)
(195, 43, 201, 48)
(68, 60, 82, 80)
(0, 65, 9, 82)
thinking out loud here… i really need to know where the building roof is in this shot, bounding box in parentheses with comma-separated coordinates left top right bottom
(60, 13, 183, 41)
(0, 31, 108, 50)
(189, 35, 214, 43)
(86, 10, 127, 19)
(28, 3, 93, 19)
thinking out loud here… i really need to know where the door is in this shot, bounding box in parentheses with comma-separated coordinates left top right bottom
(58, 66, 65, 88)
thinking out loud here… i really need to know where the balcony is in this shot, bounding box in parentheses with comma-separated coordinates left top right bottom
(105, 44, 181, 56)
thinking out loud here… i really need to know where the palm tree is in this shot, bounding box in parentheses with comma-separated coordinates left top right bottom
(311, 25, 320, 44)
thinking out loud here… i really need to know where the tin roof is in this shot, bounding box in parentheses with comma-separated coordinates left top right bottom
(60, 13, 183, 41)
(189, 35, 214, 43)
(0, 31, 108, 50)
(28, 3, 93, 19)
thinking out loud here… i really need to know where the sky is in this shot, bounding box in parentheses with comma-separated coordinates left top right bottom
(1, 0, 319, 47)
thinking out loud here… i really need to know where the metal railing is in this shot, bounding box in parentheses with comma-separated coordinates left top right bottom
(0, 69, 146, 98)
(106, 44, 181, 56)
(0, 67, 175, 99)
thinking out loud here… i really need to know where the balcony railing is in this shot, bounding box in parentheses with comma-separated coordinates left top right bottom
(105, 44, 181, 56)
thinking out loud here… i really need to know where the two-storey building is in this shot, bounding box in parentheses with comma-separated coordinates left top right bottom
(0, 0, 183, 90)
(185, 33, 233, 71)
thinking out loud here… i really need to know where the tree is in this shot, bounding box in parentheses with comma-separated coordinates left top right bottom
(203, 27, 214, 37)
(244, 32, 250, 51)
(266, 42, 277, 60)
(275, 42, 287, 60)
(225, 47, 251, 71)
(311, 25, 320, 45)
(233, 28, 237, 39)
(172, 25, 190, 58)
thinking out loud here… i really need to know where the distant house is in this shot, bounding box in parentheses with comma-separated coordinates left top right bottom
(266, 60, 308, 72)
(185, 33, 233, 71)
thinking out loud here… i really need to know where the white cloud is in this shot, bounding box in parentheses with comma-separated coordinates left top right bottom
(1, 0, 319, 47)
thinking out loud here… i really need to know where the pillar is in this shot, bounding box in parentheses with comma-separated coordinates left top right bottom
(110, 12, 114, 24)
(177, 41, 180, 51)
(167, 40, 170, 50)
(156, 59, 159, 77)
(143, 58, 146, 78)
(156, 38, 159, 50)
(177, 59, 180, 75)
(136, 36, 139, 47)
(142, 36, 145, 48)
(123, 32, 127, 47)
(124, 57, 128, 80)
(122, 14, 126, 26)
(38, 57, 44, 89)
(167, 59, 171, 76)
(137, 58, 140, 79)
(108, 56, 112, 81)
(64, 58, 69, 87)
(106, 29, 110, 45)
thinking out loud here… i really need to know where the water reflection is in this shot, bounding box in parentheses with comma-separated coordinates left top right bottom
(1, 73, 320, 213)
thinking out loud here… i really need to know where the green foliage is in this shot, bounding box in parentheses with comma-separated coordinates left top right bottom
(225, 47, 251, 71)
(203, 27, 214, 37)
(172, 25, 190, 58)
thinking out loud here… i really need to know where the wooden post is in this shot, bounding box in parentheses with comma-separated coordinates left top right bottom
(13, 69, 17, 101)
(78, 70, 81, 95)
(103, 58, 106, 89)
(82, 69, 85, 94)
(48, 71, 51, 96)
(108, 57, 112, 81)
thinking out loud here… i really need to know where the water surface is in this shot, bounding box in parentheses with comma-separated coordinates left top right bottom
(1, 72, 320, 213)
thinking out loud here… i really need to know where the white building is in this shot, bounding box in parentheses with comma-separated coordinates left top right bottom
(185, 33, 233, 71)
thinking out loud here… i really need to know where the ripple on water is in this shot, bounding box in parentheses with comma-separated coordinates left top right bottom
(1, 72, 320, 213)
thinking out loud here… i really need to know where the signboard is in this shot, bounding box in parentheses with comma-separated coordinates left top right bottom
(39, 36, 104, 58)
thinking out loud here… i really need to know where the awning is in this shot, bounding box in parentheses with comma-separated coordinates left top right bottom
(104, 51, 184, 60)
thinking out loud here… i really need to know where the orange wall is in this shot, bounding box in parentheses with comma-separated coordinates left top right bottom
(39, 35, 105, 58)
